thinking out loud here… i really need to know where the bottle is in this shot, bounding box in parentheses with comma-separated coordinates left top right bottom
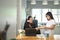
(44, 31, 49, 38)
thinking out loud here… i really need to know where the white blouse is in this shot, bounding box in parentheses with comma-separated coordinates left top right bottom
(46, 19, 56, 27)
(45, 19, 56, 35)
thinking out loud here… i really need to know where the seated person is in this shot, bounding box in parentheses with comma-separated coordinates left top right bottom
(24, 16, 33, 29)
(24, 16, 41, 34)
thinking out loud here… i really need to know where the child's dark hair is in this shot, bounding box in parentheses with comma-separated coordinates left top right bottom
(46, 12, 54, 19)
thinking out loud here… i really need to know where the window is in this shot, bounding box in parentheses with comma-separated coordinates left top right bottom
(58, 9, 60, 23)
(42, 9, 48, 23)
(32, 9, 60, 23)
(32, 9, 41, 23)
(52, 9, 58, 23)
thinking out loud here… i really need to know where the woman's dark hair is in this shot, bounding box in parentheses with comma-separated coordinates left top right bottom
(24, 16, 32, 29)
(27, 16, 32, 20)
(25, 16, 32, 24)
(46, 12, 54, 19)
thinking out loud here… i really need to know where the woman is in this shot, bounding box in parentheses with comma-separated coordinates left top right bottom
(24, 16, 33, 29)
(36, 12, 56, 35)
(24, 16, 41, 34)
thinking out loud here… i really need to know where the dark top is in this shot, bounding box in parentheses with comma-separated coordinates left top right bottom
(24, 19, 41, 34)
(24, 22, 34, 30)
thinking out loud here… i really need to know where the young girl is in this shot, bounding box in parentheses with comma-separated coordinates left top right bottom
(36, 12, 56, 35)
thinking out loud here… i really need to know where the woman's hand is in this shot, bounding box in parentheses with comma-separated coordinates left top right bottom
(35, 28, 39, 31)
(35, 26, 45, 30)
(38, 25, 46, 29)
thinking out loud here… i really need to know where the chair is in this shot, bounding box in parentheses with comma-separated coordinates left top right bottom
(0, 23, 10, 40)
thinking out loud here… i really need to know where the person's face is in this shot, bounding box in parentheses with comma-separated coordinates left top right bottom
(29, 17, 33, 23)
(46, 15, 51, 21)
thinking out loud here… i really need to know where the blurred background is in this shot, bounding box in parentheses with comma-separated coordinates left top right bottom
(0, 0, 60, 40)
(0, 0, 16, 40)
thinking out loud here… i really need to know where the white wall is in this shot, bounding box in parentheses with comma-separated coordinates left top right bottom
(0, 0, 27, 40)
(0, 0, 17, 40)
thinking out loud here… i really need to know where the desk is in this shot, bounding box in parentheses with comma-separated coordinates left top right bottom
(16, 34, 54, 40)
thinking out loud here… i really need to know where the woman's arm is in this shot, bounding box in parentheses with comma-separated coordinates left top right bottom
(36, 24, 56, 30)
(35, 26, 45, 30)
(45, 25, 56, 30)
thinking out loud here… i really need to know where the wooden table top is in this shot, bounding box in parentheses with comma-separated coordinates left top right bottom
(16, 34, 54, 40)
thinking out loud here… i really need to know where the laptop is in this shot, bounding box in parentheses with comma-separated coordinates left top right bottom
(25, 28, 36, 36)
